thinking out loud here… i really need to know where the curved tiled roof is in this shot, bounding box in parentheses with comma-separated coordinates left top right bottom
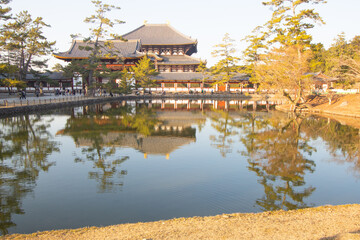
(122, 24, 197, 45)
(53, 39, 144, 59)
(157, 55, 201, 65)
(25, 72, 70, 80)
(152, 72, 249, 81)
(152, 72, 203, 81)
(75, 132, 195, 155)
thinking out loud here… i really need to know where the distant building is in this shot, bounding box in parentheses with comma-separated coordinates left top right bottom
(53, 23, 250, 93)
(0, 72, 73, 93)
(310, 72, 338, 92)
(25, 72, 73, 89)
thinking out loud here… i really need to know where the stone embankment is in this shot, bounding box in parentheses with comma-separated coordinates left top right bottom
(0, 93, 281, 117)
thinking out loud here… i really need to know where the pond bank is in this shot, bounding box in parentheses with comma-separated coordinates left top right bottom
(276, 94, 360, 129)
(4, 204, 360, 240)
(0, 93, 280, 117)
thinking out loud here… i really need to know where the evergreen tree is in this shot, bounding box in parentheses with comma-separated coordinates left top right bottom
(0, 11, 55, 83)
(131, 56, 158, 95)
(324, 34, 360, 90)
(196, 60, 210, 91)
(0, 0, 11, 22)
(211, 33, 240, 91)
(245, 0, 326, 110)
(75, 0, 125, 96)
(262, 0, 326, 48)
(115, 68, 133, 94)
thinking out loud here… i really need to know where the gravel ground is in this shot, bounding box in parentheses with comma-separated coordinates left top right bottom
(4, 204, 360, 240)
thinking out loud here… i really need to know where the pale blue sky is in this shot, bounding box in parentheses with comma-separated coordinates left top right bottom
(9, 0, 360, 68)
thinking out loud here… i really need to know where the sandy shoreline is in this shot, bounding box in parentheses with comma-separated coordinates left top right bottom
(4, 204, 360, 240)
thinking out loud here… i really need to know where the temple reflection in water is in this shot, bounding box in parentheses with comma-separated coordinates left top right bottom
(57, 99, 280, 159)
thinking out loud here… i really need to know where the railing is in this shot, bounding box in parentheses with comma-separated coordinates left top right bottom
(0, 95, 97, 108)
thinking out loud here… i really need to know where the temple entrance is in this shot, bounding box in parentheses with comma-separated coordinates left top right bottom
(218, 85, 226, 92)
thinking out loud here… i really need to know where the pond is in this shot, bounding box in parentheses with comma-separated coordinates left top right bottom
(0, 99, 359, 235)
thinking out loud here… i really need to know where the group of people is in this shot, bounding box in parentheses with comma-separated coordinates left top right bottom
(55, 88, 82, 96)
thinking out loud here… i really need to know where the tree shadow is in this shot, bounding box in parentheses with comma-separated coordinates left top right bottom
(320, 229, 360, 240)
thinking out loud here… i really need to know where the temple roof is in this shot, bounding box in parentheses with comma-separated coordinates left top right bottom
(157, 55, 201, 65)
(151, 72, 249, 81)
(122, 24, 197, 46)
(53, 39, 144, 60)
(308, 72, 338, 82)
(75, 132, 195, 156)
(152, 72, 203, 81)
(25, 72, 71, 80)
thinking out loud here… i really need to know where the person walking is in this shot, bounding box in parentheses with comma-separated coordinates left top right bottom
(21, 90, 26, 99)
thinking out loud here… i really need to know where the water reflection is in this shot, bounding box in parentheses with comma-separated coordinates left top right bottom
(207, 108, 240, 157)
(60, 100, 360, 206)
(0, 99, 359, 235)
(302, 116, 360, 177)
(0, 116, 59, 235)
(240, 112, 316, 211)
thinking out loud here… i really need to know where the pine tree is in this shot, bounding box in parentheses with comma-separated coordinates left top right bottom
(196, 60, 210, 91)
(0, 0, 11, 22)
(131, 56, 158, 95)
(76, 0, 125, 96)
(211, 33, 240, 92)
(244, 0, 327, 110)
(262, 0, 326, 48)
(0, 11, 55, 84)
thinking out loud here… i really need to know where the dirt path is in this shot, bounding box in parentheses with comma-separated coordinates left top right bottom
(4, 204, 360, 240)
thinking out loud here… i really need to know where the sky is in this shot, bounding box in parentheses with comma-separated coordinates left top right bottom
(8, 0, 360, 69)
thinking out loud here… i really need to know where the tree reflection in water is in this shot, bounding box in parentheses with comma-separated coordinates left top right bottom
(207, 107, 317, 211)
(237, 111, 360, 211)
(203, 103, 359, 211)
(207, 104, 241, 157)
(0, 116, 59, 235)
(302, 116, 360, 177)
(242, 112, 317, 211)
(1, 101, 360, 234)
(62, 103, 160, 193)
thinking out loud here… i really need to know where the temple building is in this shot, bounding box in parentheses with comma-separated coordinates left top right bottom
(53, 39, 146, 70)
(53, 23, 250, 92)
(122, 23, 200, 73)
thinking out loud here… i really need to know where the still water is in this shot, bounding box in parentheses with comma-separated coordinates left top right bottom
(0, 99, 359, 235)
